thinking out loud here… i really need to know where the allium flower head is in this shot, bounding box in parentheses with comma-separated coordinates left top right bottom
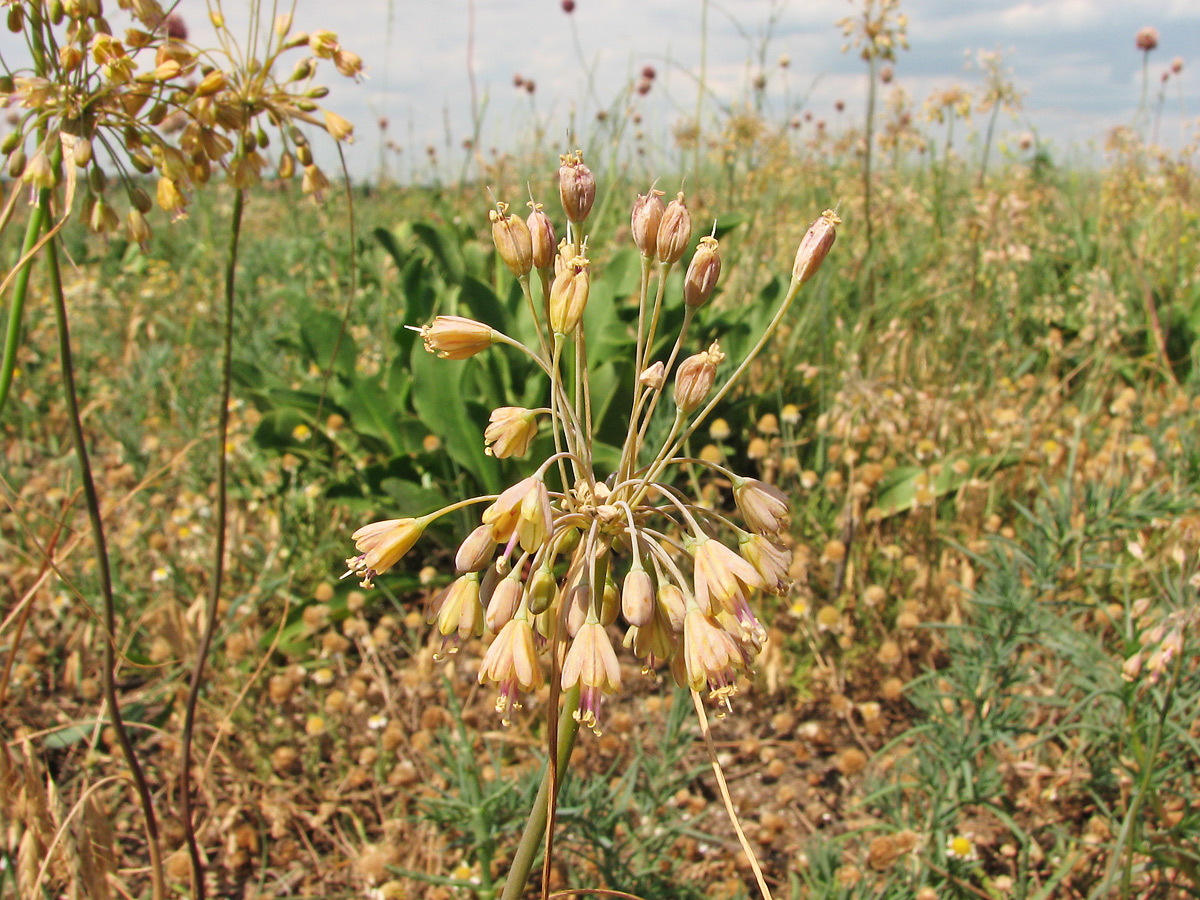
(1136, 26, 1159, 52)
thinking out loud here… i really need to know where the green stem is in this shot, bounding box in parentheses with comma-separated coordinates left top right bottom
(179, 185, 245, 900)
(499, 684, 582, 900)
(0, 197, 47, 415)
(47, 187, 165, 900)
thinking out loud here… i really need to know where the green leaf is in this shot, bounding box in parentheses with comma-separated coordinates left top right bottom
(380, 477, 449, 516)
(299, 308, 357, 377)
(459, 275, 509, 332)
(874, 454, 1020, 519)
(409, 343, 499, 493)
(339, 374, 408, 453)
(413, 221, 465, 285)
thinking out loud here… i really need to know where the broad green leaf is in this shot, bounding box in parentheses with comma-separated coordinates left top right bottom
(413, 221, 466, 285)
(380, 477, 448, 516)
(299, 308, 357, 377)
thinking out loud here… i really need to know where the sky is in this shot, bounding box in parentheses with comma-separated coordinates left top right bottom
(5, 0, 1200, 179)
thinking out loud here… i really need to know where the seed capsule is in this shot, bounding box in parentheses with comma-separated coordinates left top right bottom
(674, 341, 725, 413)
(656, 192, 691, 264)
(683, 236, 721, 308)
(630, 189, 664, 258)
(490, 204, 533, 277)
(792, 209, 841, 285)
(558, 151, 595, 224)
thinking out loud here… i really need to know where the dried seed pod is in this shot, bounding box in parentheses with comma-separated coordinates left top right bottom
(656, 192, 691, 264)
(683, 236, 721, 308)
(490, 204, 533, 277)
(630, 189, 664, 258)
(792, 209, 840, 285)
(558, 151, 595, 223)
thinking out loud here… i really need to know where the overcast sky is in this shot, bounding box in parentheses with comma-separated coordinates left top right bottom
(6, 0, 1200, 179)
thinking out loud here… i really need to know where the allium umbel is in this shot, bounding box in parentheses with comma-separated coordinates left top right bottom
(345, 151, 839, 738)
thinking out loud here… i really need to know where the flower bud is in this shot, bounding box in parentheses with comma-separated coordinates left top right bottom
(72, 137, 93, 167)
(278, 150, 295, 180)
(59, 45, 83, 72)
(639, 361, 665, 390)
(334, 49, 363, 78)
(657, 192, 692, 264)
(195, 69, 226, 97)
(734, 477, 789, 535)
(23, 151, 56, 190)
(1, 131, 21, 155)
(600, 574, 620, 626)
(526, 202, 557, 270)
(419, 315, 496, 359)
(127, 208, 151, 245)
(485, 571, 523, 633)
(792, 209, 840, 285)
(489, 204, 533, 277)
(528, 564, 557, 615)
(630, 189, 664, 258)
(323, 109, 354, 142)
(309, 29, 339, 58)
(622, 566, 654, 628)
(674, 341, 725, 413)
(455, 524, 497, 573)
(683, 236, 721, 308)
(484, 406, 539, 458)
(549, 256, 590, 335)
(558, 151, 595, 223)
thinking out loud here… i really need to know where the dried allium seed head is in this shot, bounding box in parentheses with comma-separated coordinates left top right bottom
(490, 203, 533, 277)
(549, 255, 590, 335)
(526, 202, 557, 270)
(683, 236, 721, 308)
(420, 315, 496, 359)
(630, 188, 665, 258)
(792, 209, 840, 285)
(484, 406, 539, 458)
(558, 151, 595, 223)
(657, 192, 692, 264)
(674, 341, 725, 413)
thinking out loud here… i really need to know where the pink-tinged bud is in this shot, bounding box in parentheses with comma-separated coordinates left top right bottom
(683, 236, 721, 308)
(419, 315, 497, 359)
(526, 202, 557, 270)
(674, 341, 725, 413)
(549, 255, 590, 335)
(484, 406, 539, 458)
(656, 192, 691, 264)
(323, 109, 354, 142)
(489, 204, 533, 277)
(630, 188, 665, 258)
(792, 209, 840, 285)
(639, 361, 665, 390)
(455, 523, 497, 573)
(622, 566, 655, 628)
(734, 477, 789, 535)
(309, 29, 339, 58)
(558, 150, 595, 223)
(485, 571, 523, 633)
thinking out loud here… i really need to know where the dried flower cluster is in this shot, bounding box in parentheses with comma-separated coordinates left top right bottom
(346, 151, 838, 732)
(0, 0, 361, 242)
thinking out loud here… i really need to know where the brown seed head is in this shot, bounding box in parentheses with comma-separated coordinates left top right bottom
(657, 192, 692, 264)
(490, 203, 533, 277)
(792, 209, 840, 285)
(683, 236, 721, 308)
(549, 255, 591, 335)
(558, 150, 595, 223)
(674, 341, 725, 413)
(526, 202, 557, 270)
(630, 188, 665, 258)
